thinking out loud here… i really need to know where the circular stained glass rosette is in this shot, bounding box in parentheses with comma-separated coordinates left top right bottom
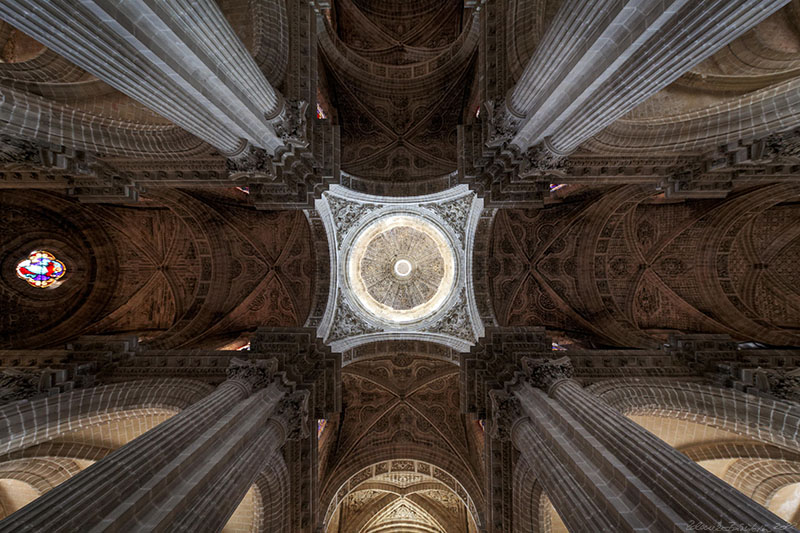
(15, 250, 66, 288)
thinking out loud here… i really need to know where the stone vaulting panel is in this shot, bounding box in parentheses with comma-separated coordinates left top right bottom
(486, 184, 800, 348)
(0, 189, 316, 349)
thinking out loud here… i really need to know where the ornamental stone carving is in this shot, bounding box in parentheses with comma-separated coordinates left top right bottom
(520, 142, 568, 174)
(226, 357, 277, 393)
(0, 370, 41, 405)
(521, 356, 574, 393)
(226, 143, 272, 174)
(273, 99, 308, 143)
(489, 389, 523, 442)
(348, 215, 456, 323)
(754, 368, 800, 402)
(485, 98, 521, 145)
(424, 194, 473, 244)
(271, 389, 310, 440)
(422, 290, 474, 342)
(326, 194, 379, 236)
(759, 130, 800, 162)
(326, 292, 382, 343)
(0, 136, 42, 166)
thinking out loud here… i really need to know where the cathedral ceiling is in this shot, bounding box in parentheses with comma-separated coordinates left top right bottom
(319, 354, 485, 530)
(483, 184, 800, 349)
(320, 0, 477, 194)
(0, 189, 315, 349)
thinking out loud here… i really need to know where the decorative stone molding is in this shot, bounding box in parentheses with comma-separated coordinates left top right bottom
(226, 357, 277, 393)
(423, 195, 473, 245)
(422, 289, 474, 343)
(457, 124, 547, 209)
(666, 333, 739, 370)
(521, 356, 574, 394)
(271, 389, 311, 440)
(460, 327, 551, 417)
(759, 130, 800, 162)
(752, 368, 800, 402)
(325, 195, 380, 241)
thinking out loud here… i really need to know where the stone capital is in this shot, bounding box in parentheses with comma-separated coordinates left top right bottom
(226, 357, 277, 393)
(225, 142, 272, 174)
(270, 390, 310, 441)
(520, 141, 568, 174)
(485, 98, 521, 145)
(521, 356, 574, 393)
(488, 389, 524, 442)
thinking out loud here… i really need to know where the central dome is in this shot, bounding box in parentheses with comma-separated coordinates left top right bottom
(347, 214, 456, 323)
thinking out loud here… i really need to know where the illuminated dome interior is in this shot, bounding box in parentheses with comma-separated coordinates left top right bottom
(347, 214, 456, 324)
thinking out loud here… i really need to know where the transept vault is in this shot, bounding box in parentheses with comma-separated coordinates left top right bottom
(0, 1, 799, 532)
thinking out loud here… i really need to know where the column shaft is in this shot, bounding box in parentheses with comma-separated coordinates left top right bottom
(511, 378, 796, 532)
(0, 85, 208, 158)
(0, 371, 284, 532)
(509, 0, 790, 154)
(0, 0, 284, 154)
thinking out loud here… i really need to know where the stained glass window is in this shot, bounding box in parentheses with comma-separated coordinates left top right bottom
(317, 419, 327, 438)
(316, 103, 327, 120)
(236, 186, 250, 194)
(16, 250, 66, 288)
(550, 184, 567, 191)
(237, 342, 251, 351)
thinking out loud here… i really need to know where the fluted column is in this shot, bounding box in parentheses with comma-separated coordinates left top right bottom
(0, 0, 287, 156)
(503, 0, 790, 159)
(0, 358, 305, 532)
(492, 357, 796, 532)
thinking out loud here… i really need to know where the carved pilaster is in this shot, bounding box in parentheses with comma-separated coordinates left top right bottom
(271, 389, 311, 441)
(488, 389, 523, 442)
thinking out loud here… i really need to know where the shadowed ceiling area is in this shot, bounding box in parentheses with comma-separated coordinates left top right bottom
(320, 0, 477, 195)
(0, 0, 800, 532)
